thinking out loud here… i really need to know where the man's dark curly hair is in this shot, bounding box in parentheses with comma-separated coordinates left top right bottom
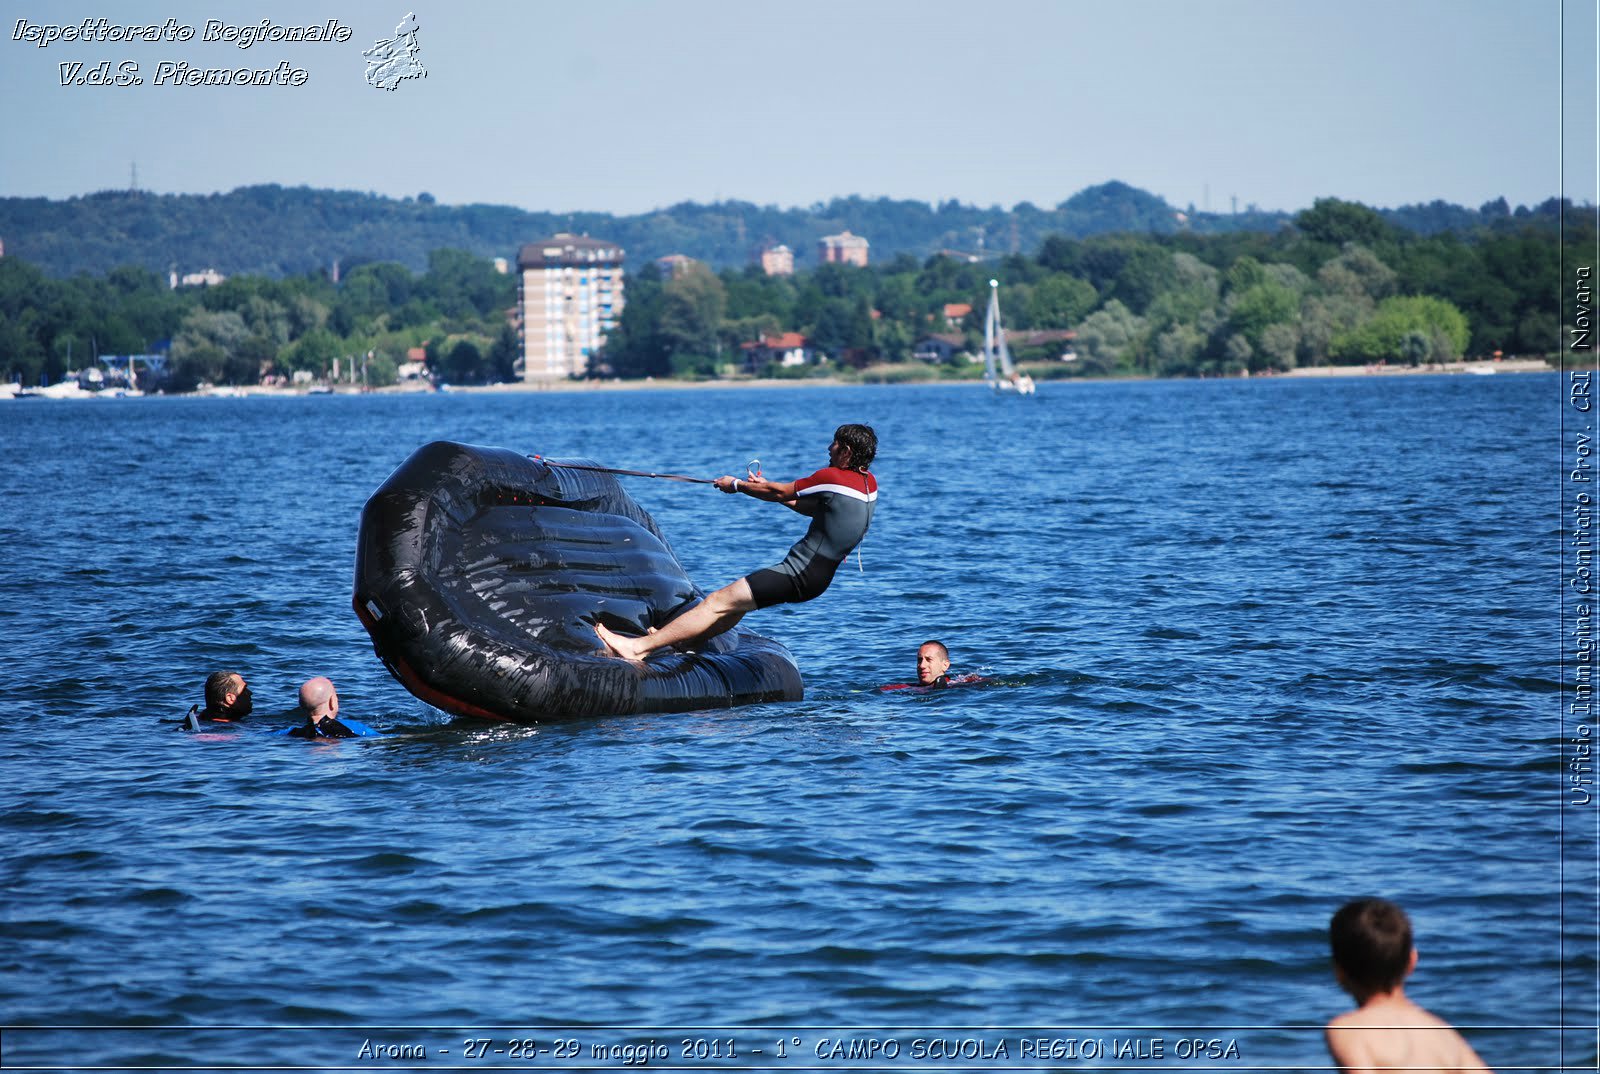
(834, 423, 877, 471)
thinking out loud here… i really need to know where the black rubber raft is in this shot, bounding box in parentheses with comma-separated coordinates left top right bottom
(353, 441, 804, 722)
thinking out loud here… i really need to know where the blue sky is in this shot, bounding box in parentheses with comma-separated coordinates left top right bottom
(0, 0, 1594, 214)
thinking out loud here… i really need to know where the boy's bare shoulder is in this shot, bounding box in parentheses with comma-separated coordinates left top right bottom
(1328, 999, 1452, 1031)
(1325, 1001, 1491, 1074)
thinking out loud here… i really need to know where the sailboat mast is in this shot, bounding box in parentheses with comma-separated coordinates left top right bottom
(984, 279, 999, 384)
(998, 284, 1019, 376)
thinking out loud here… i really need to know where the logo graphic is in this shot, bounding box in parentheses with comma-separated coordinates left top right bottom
(363, 12, 424, 91)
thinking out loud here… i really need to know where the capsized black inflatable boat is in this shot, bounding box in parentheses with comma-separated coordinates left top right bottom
(353, 441, 804, 722)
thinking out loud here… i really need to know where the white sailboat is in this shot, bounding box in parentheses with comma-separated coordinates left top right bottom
(982, 280, 1035, 395)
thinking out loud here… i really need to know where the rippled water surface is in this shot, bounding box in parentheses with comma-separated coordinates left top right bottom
(0, 376, 1575, 1069)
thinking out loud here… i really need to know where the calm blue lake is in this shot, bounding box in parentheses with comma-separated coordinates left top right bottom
(0, 375, 1578, 1070)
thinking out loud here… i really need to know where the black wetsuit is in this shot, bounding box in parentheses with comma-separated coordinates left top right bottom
(180, 705, 244, 732)
(744, 466, 878, 608)
(286, 717, 376, 739)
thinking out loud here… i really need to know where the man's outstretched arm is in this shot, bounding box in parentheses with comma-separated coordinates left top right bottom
(714, 474, 799, 509)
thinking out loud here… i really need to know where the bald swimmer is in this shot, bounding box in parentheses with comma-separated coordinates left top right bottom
(285, 677, 379, 739)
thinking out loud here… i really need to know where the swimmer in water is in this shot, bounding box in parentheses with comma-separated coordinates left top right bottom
(879, 641, 991, 692)
(1324, 898, 1491, 1073)
(596, 423, 878, 662)
(916, 640, 952, 688)
(181, 670, 252, 730)
(285, 677, 379, 739)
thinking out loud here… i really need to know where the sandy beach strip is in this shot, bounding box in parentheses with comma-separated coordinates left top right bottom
(149, 357, 1554, 398)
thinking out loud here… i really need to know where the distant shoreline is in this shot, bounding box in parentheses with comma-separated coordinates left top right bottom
(5, 358, 1552, 400)
(356, 358, 1555, 396)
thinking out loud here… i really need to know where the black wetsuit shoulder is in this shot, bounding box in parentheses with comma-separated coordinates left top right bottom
(179, 705, 244, 732)
(288, 718, 359, 739)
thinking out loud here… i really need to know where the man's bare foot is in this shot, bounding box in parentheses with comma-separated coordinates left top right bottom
(595, 622, 648, 662)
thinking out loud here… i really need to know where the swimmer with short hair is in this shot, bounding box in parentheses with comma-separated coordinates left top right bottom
(1324, 898, 1491, 1073)
(181, 670, 252, 730)
(596, 424, 878, 662)
(879, 640, 992, 692)
(917, 640, 951, 687)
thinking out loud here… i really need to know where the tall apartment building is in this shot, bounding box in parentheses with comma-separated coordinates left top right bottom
(818, 230, 869, 267)
(516, 233, 625, 380)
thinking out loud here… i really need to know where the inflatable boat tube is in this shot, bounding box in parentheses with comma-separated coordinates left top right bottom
(353, 441, 804, 722)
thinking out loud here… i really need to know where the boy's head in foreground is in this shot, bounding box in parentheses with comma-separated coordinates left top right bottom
(1329, 897, 1416, 998)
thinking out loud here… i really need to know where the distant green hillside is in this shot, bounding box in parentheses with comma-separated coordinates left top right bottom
(0, 180, 1561, 280)
(1, 189, 1582, 393)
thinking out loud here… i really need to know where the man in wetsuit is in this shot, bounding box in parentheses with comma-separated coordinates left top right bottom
(880, 640, 990, 692)
(285, 676, 379, 739)
(917, 640, 952, 688)
(181, 670, 252, 730)
(596, 423, 878, 662)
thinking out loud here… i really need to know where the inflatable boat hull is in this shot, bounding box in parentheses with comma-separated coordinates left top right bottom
(353, 441, 804, 722)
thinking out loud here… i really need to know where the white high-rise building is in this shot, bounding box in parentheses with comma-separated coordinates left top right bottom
(516, 233, 625, 380)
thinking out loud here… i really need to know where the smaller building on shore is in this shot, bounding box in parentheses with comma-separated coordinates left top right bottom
(757, 244, 794, 276)
(171, 267, 226, 289)
(655, 253, 696, 278)
(818, 230, 869, 267)
(913, 334, 967, 364)
(741, 331, 815, 372)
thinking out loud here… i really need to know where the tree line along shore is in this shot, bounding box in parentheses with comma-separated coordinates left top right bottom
(0, 197, 1583, 393)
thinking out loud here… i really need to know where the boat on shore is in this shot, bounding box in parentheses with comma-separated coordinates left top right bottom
(36, 378, 92, 399)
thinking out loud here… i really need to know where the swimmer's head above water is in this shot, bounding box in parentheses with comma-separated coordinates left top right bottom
(917, 640, 951, 686)
(298, 676, 339, 726)
(201, 670, 252, 720)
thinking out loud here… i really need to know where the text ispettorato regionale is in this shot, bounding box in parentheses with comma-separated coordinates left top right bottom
(12, 18, 354, 50)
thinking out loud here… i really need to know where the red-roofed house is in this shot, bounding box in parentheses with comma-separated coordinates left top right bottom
(942, 303, 972, 327)
(399, 346, 429, 381)
(740, 331, 815, 372)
